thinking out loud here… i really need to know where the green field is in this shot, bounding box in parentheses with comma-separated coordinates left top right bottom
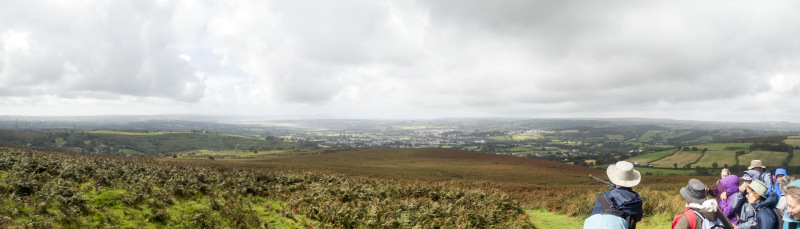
(651, 151, 703, 168)
(605, 135, 625, 140)
(692, 142, 751, 151)
(179, 149, 289, 159)
(633, 167, 696, 176)
(90, 130, 158, 135)
(694, 150, 738, 168)
(488, 134, 542, 141)
(739, 150, 789, 167)
(628, 149, 677, 163)
(791, 152, 800, 167)
(785, 136, 800, 147)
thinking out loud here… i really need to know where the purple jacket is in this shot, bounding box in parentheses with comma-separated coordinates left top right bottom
(709, 175, 739, 225)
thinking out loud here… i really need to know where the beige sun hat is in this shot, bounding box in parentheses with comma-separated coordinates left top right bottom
(606, 161, 641, 187)
(748, 160, 766, 170)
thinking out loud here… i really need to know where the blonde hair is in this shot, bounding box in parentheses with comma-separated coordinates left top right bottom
(721, 168, 730, 176)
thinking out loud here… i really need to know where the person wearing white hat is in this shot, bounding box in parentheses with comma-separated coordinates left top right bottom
(587, 161, 644, 229)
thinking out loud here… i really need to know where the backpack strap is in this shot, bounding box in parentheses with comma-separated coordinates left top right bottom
(671, 208, 696, 229)
(597, 192, 612, 209)
(598, 193, 635, 228)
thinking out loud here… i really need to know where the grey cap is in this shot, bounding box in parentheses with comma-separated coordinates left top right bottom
(680, 179, 707, 204)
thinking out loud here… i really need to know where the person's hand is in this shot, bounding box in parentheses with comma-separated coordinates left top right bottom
(739, 184, 747, 193)
(721, 192, 727, 200)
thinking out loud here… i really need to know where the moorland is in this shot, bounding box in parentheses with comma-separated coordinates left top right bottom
(1, 116, 800, 228)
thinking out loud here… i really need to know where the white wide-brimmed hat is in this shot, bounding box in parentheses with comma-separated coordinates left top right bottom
(606, 161, 641, 187)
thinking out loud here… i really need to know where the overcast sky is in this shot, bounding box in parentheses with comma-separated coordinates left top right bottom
(1, 1, 799, 122)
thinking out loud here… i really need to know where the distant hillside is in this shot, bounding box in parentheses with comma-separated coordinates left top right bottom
(0, 130, 308, 156)
(628, 135, 800, 175)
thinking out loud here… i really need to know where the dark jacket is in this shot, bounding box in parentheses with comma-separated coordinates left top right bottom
(736, 191, 780, 229)
(591, 187, 644, 228)
(753, 192, 780, 229)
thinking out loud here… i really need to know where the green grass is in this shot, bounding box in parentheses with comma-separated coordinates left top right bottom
(694, 150, 738, 168)
(628, 149, 677, 163)
(785, 136, 800, 147)
(527, 209, 582, 228)
(692, 143, 751, 151)
(634, 167, 696, 176)
(526, 209, 680, 229)
(606, 135, 625, 140)
(739, 151, 789, 167)
(790, 150, 800, 166)
(219, 133, 252, 138)
(488, 135, 542, 141)
(90, 130, 158, 135)
(650, 151, 703, 168)
(179, 149, 288, 159)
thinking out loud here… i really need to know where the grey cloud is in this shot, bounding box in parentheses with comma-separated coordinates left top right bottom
(401, 0, 800, 113)
(0, 1, 204, 102)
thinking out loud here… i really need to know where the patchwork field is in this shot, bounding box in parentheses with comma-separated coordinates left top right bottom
(785, 136, 800, 147)
(738, 151, 789, 167)
(628, 149, 676, 163)
(650, 151, 703, 168)
(692, 142, 751, 151)
(488, 134, 543, 141)
(694, 150, 738, 168)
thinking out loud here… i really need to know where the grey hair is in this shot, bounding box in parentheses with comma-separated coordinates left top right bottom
(781, 176, 794, 186)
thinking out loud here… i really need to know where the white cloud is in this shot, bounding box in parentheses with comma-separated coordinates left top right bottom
(0, 1, 204, 102)
(2, 0, 800, 122)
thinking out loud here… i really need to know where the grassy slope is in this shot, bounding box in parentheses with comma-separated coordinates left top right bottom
(628, 149, 676, 163)
(739, 150, 788, 167)
(0, 147, 534, 228)
(179, 148, 713, 226)
(651, 151, 703, 168)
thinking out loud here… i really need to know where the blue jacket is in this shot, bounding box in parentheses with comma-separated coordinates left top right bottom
(773, 168, 787, 197)
(733, 192, 779, 229)
(591, 187, 643, 228)
(783, 180, 800, 229)
(745, 169, 774, 194)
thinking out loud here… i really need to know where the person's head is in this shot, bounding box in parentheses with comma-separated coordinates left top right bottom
(776, 168, 788, 181)
(680, 179, 708, 205)
(746, 180, 768, 205)
(781, 176, 796, 193)
(721, 168, 730, 178)
(743, 173, 754, 184)
(748, 160, 766, 172)
(783, 180, 800, 219)
(606, 161, 641, 188)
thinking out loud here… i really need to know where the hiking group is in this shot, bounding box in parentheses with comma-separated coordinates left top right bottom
(583, 160, 800, 229)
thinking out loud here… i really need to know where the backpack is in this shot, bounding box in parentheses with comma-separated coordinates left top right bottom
(597, 192, 635, 229)
(671, 208, 724, 229)
(755, 205, 783, 227)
